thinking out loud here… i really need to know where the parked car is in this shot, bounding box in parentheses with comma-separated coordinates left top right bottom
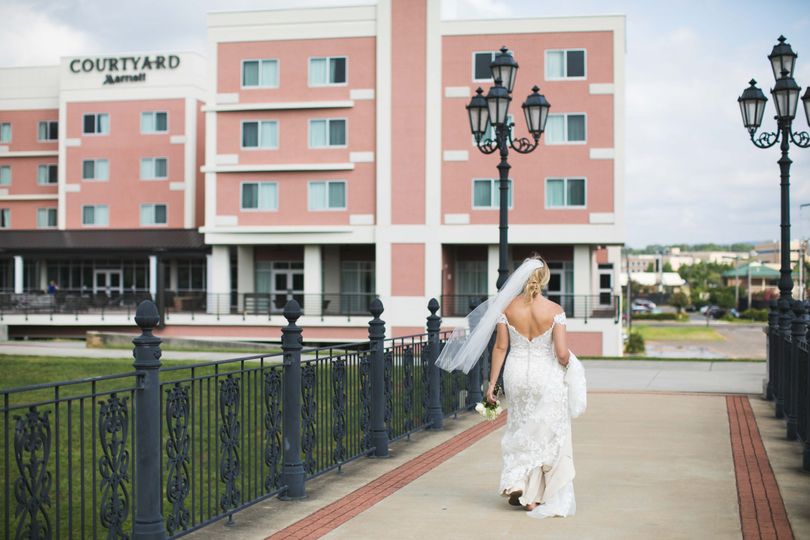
(702, 305, 737, 319)
(631, 298, 657, 313)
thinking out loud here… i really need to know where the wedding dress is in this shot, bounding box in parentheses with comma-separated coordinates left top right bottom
(497, 311, 576, 519)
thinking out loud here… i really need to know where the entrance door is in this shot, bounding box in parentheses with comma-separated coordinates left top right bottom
(269, 262, 304, 312)
(93, 270, 123, 302)
(547, 262, 573, 315)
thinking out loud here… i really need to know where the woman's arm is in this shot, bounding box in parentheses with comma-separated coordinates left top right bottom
(553, 318, 570, 366)
(486, 323, 509, 403)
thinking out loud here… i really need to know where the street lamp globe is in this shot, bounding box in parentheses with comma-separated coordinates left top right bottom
(521, 85, 551, 138)
(491, 47, 518, 93)
(486, 79, 512, 127)
(802, 87, 810, 127)
(768, 35, 798, 81)
(466, 87, 490, 141)
(738, 79, 768, 131)
(771, 73, 802, 120)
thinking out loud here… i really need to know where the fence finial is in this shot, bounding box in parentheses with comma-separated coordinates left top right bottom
(369, 297, 384, 319)
(135, 299, 160, 332)
(427, 297, 440, 317)
(283, 298, 302, 324)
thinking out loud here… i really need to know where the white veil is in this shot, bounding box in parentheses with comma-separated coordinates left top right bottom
(436, 258, 544, 373)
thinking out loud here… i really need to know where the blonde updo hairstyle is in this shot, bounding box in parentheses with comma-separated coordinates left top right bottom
(522, 255, 550, 303)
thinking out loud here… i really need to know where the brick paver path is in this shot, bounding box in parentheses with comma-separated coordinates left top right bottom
(727, 395, 793, 540)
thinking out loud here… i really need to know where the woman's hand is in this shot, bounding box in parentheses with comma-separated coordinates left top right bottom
(485, 383, 497, 404)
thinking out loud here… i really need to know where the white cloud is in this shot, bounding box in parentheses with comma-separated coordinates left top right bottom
(0, 3, 97, 66)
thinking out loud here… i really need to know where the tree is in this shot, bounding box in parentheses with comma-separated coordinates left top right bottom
(646, 262, 655, 272)
(670, 291, 690, 314)
(662, 261, 673, 272)
(709, 287, 736, 309)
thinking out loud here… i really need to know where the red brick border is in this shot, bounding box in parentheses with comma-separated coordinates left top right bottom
(727, 396, 793, 540)
(267, 415, 506, 540)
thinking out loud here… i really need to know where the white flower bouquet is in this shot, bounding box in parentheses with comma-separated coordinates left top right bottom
(475, 384, 504, 421)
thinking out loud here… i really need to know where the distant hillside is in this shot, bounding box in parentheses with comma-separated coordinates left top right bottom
(626, 243, 756, 255)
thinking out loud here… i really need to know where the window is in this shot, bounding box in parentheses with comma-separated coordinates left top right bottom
(0, 166, 10, 185)
(0, 209, 9, 228)
(83, 113, 110, 135)
(38, 164, 58, 185)
(0, 123, 10, 143)
(598, 263, 614, 306)
(241, 182, 278, 211)
(309, 181, 346, 210)
(82, 205, 108, 226)
(140, 158, 168, 180)
(309, 57, 347, 86)
(241, 121, 278, 149)
(140, 204, 168, 226)
(242, 59, 279, 87)
(82, 159, 109, 181)
(37, 208, 57, 228)
(141, 112, 168, 133)
(309, 119, 346, 148)
(544, 113, 586, 144)
(545, 49, 586, 79)
(546, 178, 586, 208)
(38, 121, 58, 141)
(473, 51, 496, 80)
(472, 178, 513, 209)
(176, 259, 206, 291)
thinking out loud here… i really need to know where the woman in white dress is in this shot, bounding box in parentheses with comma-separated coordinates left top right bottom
(485, 258, 576, 517)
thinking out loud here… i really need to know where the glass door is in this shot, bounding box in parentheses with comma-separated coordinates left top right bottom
(269, 262, 304, 313)
(546, 262, 574, 315)
(93, 269, 123, 302)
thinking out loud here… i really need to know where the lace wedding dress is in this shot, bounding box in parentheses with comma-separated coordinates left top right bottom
(497, 312, 576, 519)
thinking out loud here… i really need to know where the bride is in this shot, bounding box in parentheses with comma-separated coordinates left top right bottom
(436, 256, 583, 519)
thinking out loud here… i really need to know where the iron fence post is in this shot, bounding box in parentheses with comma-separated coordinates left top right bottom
(280, 299, 306, 499)
(466, 297, 483, 407)
(368, 298, 389, 457)
(426, 298, 443, 429)
(788, 300, 806, 440)
(132, 300, 168, 540)
(767, 299, 779, 401)
(777, 297, 793, 418)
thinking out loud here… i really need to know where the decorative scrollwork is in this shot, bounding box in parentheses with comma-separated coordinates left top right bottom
(403, 347, 414, 433)
(359, 352, 372, 451)
(14, 407, 52, 540)
(331, 356, 347, 464)
(165, 384, 191, 534)
(263, 368, 282, 492)
(474, 136, 499, 154)
(508, 134, 540, 154)
(384, 351, 394, 438)
(301, 363, 317, 474)
(751, 129, 780, 149)
(790, 130, 810, 148)
(98, 393, 130, 540)
(219, 375, 241, 511)
(421, 348, 431, 426)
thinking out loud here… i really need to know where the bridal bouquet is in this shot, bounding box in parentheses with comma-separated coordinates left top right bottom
(475, 384, 504, 421)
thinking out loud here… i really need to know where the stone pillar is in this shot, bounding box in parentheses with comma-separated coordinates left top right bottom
(39, 262, 48, 291)
(237, 245, 254, 312)
(13, 256, 23, 294)
(303, 245, 322, 317)
(206, 246, 231, 315)
(169, 259, 178, 291)
(148, 255, 158, 299)
(573, 245, 591, 319)
(486, 245, 499, 296)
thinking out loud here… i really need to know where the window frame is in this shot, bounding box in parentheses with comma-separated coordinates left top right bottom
(544, 49, 587, 81)
(471, 178, 514, 210)
(307, 180, 347, 211)
(471, 51, 496, 83)
(240, 181, 279, 212)
(37, 121, 58, 142)
(544, 177, 587, 209)
(240, 58, 280, 89)
(81, 158, 109, 182)
(37, 164, 58, 185)
(140, 111, 169, 134)
(140, 203, 169, 226)
(543, 112, 587, 145)
(140, 157, 169, 181)
(36, 208, 57, 229)
(81, 204, 109, 227)
(240, 120, 280, 150)
(308, 56, 349, 87)
(308, 118, 348, 149)
(0, 165, 11, 186)
(82, 113, 110, 136)
(0, 123, 11, 144)
(0, 208, 9, 229)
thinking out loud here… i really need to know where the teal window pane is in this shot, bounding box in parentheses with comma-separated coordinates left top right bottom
(328, 182, 345, 208)
(242, 122, 258, 147)
(242, 183, 258, 209)
(83, 160, 95, 179)
(545, 115, 564, 143)
(155, 204, 167, 224)
(243, 61, 259, 86)
(567, 115, 585, 141)
(329, 57, 346, 83)
(329, 119, 346, 146)
(154, 159, 167, 178)
(0, 123, 10, 143)
(566, 50, 585, 77)
(98, 114, 109, 134)
(567, 178, 585, 206)
(0, 166, 9, 185)
(309, 182, 326, 210)
(261, 60, 278, 86)
(309, 58, 327, 85)
(96, 160, 108, 180)
(260, 121, 277, 148)
(309, 120, 327, 147)
(82, 206, 94, 224)
(155, 112, 167, 131)
(473, 180, 491, 207)
(258, 183, 277, 209)
(546, 51, 564, 78)
(546, 179, 565, 207)
(141, 112, 154, 133)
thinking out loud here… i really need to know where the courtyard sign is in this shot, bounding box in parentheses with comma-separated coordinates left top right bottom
(68, 55, 181, 85)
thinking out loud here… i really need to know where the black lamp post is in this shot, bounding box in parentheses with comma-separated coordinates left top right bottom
(738, 35, 810, 432)
(467, 47, 551, 290)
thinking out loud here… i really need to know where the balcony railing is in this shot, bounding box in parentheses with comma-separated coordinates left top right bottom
(440, 294, 621, 322)
(0, 289, 152, 320)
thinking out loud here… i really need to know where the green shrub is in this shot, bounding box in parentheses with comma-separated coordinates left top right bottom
(625, 331, 645, 354)
(740, 308, 769, 322)
(632, 312, 688, 321)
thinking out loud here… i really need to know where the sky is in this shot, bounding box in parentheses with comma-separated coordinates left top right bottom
(1, 0, 809, 248)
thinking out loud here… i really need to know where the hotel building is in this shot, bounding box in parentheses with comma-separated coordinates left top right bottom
(0, 2, 626, 355)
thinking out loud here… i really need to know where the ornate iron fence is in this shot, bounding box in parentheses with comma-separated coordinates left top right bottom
(1, 296, 479, 538)
(764, 298, 810, 471)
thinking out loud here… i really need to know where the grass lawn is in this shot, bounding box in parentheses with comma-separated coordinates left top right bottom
(633, 324, 725, 342)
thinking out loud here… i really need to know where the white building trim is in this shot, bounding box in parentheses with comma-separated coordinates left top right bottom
(0, 150, 58, 158)
(201, 163, 355, 173)
(203, 100, 354, 112)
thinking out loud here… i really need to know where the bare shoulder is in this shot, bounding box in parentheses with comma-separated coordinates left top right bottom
(536, 296, 564, 316)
